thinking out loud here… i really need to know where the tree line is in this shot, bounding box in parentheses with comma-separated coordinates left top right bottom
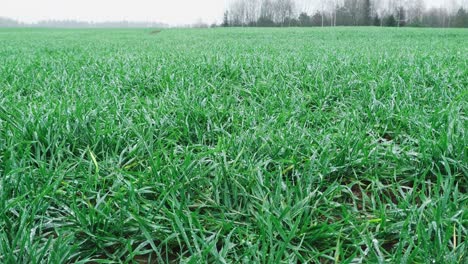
(223, 0, 468, 28)
(0, 17, 168, 28)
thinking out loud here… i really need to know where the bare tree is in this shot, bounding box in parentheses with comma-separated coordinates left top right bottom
(229, 0, 247, 26)
(245, 0, 260, 25)
(224, 0, 467, 27)
(261, 0, 274, 19)
(274, 0, 296, 25)
(406, 0, 425, 25)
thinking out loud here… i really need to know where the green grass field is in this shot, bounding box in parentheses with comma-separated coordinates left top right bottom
(0, 28, 467, 263)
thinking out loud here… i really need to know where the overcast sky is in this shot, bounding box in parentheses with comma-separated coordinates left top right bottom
(1, 0, 227, 25)
(1, 0, 463, 25)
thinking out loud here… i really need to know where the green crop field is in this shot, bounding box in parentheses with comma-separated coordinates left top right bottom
(0, 28, 467, 263)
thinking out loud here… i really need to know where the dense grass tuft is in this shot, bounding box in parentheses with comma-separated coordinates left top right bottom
(0, 28, 467, 263)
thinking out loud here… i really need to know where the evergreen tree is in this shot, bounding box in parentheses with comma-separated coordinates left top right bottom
(298, 12, 311, 26)
(362, 0, 372, 25)
(373, 15, 381, 26)
(222, 11, 229, 27)
(454, 7, 468, 27)
(385, 14, 397, 27)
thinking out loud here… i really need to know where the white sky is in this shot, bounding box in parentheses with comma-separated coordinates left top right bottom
(0, 0, 462, 25)
(1, 0, 227, 25)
